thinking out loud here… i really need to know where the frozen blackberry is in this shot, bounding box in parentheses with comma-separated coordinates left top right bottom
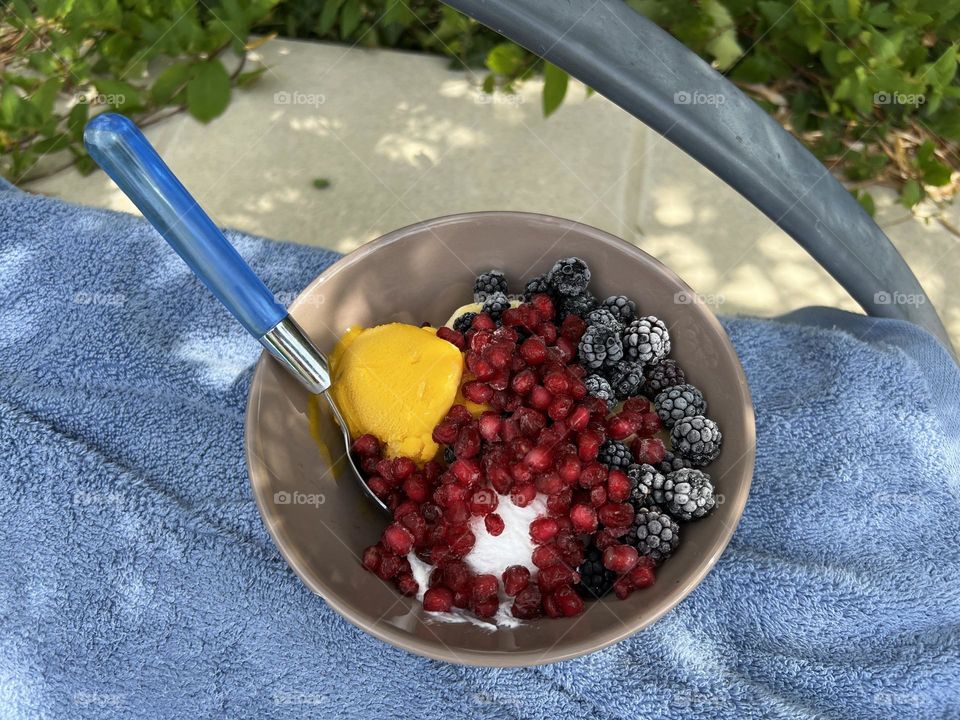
(584, 373, 616, 407)
(452, 312, 477, 334)
(598, 439, 633, 469)
(654, 384, 707, 428)
(657, 451, 693, 476)
(609, 360, 645, 399)
(671, 415, 722, 466)
(644, 359, 686, 396)
(622, 316, 670, 366)
(626, 463, 663, 509)
(585, 306, 622, 331)
(473, 270, 508, 302)
(523, 274, 551, 300)
(629, 507, 679, 564)
(663, 468, 716, 521)
(578, 324, 624, 369)
(443, 446, 456, 465)
(575, 544, 615, 599)
(602, 295, 636, 325)
(548, 257, 591, 296)
(481, 291, 511, 323)
(558, 292, 597, 320)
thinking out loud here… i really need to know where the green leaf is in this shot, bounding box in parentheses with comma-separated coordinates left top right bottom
(485, 43, 526, 77)
(236, 67, 268, 88)
(854, 189, 876, 216)
(93, 79, 144, 111)
(922, 161, 953, 186)
(542, 62, 568, 117)
(339, 0, 362, 39)
(150, 61, 194, 105)
(312, 177, 331, 189)
(929, 45, 957, 89)
(901, 178, 922, 208)
(186, 60, 231, 123)
(317, 0, 345, 35)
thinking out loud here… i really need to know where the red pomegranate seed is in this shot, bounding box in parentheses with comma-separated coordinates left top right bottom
(469, 313, 495, 331)
(421, 502, 442, 523)
(472, 358, 496, 381)
(577, 429, 603, 462)
(559, 314, 586, 341)
(589, 485, 608, 507)
(477, 411, 501, 441)
(548, 395, 573, 420)
(530, 293, 556, 321)
(432, 421, 459, 445)
(436, 326, 465, 349)
(607, 469, 631, 502)
(638, 411, 663, 438)
(547, 488, 573, 515)
(579, 462, 608, 488)
(361, 545, 382, 572)
(462, 381, 494, 405)
(423, 587, 454, 612)
(454, 425, 482, 459)
(529, 516, 559, 544)
(484, 512, 505, 536)
(535, 471, 564, 496)
(556, 454, 581, 484)
(352, 434, 380, 457)
(594, 529, 618, 550)
(598, 502, 635, 528)
(570, 503, 598, 533)
(543, 371, 569, 396)
(607, 413, 638, 441)
(441, 560, 471, 591)
(613, 576, 634, 599)
(448, 527, 476, 557)
(553, 586, 584, 617)
(488, 465, 513, 495)
(376, 458, 396, 484)
(532, 543, 562, 568)
(524, 445, 554, 472)
(555, 336, 576, 362)
(430, 544, 452, 567)
(629, 558, 656, 589)
(434, 482, 467, 508)
(537, 563, 578, 593)
(471, 573, 499, 601)
(603, 544, 640, 574)
(500, 307, 523, 327)
(510, 462, 534, 485)
(395, 573, 419, 596)
(623, 396, 650, 414)
(401, 475, 429, 503)
(383, 523, 414, 555)
(510, 483, 537, 508)
(367, 477, 390, 498)
(528, 385, 553, 410)
(449, 458, 481, 486)
(469, 487, 499, 515)
(515, 407, 546, 438)
(473, 597, 499, 618)
(485, 344, 512, 370)
(376, 553, 402, 580)
(519, 337, 548, 365)
(502, 565, 531, 596)
(537, 322, 558, 344)
(393, 500, 419, 520)
(543, 591, 562, 618)
(510, 368, 536, 395)
(452, 589, 471, 608)
(446, 404, 472, 425)
(446, 500, 470, 525)
(567, 404, 591, 432)
(511, 585, 543, 619)
(392, 456, 416, 480)
(360, 455, 380, 475)
(632, 437, 666, 465)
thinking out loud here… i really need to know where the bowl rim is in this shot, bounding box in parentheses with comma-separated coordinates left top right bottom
(245, 210, 756, 667)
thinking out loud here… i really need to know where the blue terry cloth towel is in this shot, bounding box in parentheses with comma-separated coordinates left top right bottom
(0, 179, 958, 720)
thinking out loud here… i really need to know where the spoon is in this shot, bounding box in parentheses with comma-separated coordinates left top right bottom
(83, 113, 387, 512)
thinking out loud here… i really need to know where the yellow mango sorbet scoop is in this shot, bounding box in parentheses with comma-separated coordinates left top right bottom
(329, 323, 464, 463)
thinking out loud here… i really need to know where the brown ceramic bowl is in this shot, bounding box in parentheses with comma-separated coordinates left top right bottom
(245, 211, 754, 666)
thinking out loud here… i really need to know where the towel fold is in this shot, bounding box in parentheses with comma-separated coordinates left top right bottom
(0, 181, 958, 719)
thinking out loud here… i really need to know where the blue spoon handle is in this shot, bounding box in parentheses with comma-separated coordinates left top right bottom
(84, 113, 330, 393)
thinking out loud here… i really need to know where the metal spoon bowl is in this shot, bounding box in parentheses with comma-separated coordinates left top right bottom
(83, 113, 386, 512)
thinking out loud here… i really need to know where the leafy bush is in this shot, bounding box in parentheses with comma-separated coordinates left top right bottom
(3, 0, 958, 211)
(1, 0, 277, 181)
